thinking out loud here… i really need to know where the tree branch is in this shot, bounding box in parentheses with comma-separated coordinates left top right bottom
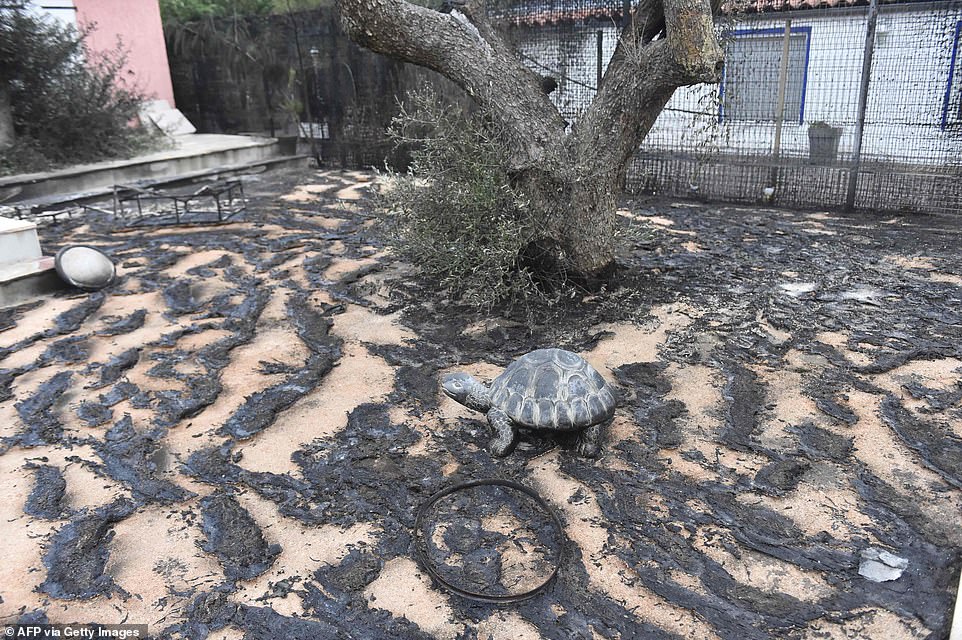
(337, 0, 565, 167)
(569, 0, 723, 172)
(664, 0, 724, 80)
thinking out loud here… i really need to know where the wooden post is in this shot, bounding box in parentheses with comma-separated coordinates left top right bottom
(846, 0, 879, 211)
(770, 18, 793, 189)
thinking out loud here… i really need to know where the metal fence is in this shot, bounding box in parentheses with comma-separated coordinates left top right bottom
(498, 0, 962, 214)
(165, 7, 462, 169)
(167, 1, 962, 214)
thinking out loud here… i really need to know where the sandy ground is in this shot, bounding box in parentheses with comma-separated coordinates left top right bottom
(0, 168, 959, 639)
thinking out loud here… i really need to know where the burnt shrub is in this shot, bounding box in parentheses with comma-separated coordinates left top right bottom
(0, 8, 158, 174)
(377, 89, 546, 310)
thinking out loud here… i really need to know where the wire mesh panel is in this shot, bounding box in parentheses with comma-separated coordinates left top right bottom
(164, 7, 461, 169)
(721, 28, 810, 123)
(493, 0, 626, 124)
(164, 1, 962, 213)
(492, 0, 962, 214)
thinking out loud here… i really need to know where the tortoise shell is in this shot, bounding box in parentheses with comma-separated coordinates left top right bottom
(488, 348, 616, 431)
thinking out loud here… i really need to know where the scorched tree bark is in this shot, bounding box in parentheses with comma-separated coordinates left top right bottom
(337, 0, 724, 280)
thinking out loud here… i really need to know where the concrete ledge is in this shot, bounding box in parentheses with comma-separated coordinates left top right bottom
(0, 257, 66, 308)
(4, 154, 310, 220)
(0, 217, 43, 264)
(0, 134, 281, 202)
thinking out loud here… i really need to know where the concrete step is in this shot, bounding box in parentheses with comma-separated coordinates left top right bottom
(0, 134, 289, 204)
(0, 257, 65, 308)
(3, 152, 309, 220)
(0, 217, 43, 265)
(0, 216, 63, 308)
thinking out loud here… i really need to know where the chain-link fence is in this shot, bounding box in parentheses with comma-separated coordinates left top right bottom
(500, 0, 962, 214)
(165, 7, 461, 169)
(166, 1, 962, 214)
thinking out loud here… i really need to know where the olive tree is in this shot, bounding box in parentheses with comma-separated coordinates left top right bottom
(336, 0, 723, 280)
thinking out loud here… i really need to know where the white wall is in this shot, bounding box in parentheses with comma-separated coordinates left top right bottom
(514, 6, 962, 167)
(24, 0, 77, 27)
(515, 24, 619, 125)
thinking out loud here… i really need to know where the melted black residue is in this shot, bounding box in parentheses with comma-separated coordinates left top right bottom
(24, 464, 67, 519)
(720, 363, 766, 452)
(96, 309, 147, 336)
(1, 170, 957, 638)
(220, 294, 343, 440)
(614, 361, 684, 450)
(38, 336, 89, 366)
(8, 371, 73, 448)
(880, 395, 962, 491)
(75, 400, 113, 427)
(86, 348, 140, 390)
(0, 300, 44, 332)
(39, 499, 134, 599)
(199, 493, 280, 582)
(96, 414, 192, 504)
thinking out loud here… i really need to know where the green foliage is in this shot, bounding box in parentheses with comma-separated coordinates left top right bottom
(160, 0, 322, 137)
(159, 0, 329, 23)
(0, 138, 52, 175)
(159, 0, 274, 23)
(378, 90, 546, 310)
(0, 9, 156, 174)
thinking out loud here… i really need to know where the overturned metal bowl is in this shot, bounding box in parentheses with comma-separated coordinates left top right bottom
(54, 245, 116, 291)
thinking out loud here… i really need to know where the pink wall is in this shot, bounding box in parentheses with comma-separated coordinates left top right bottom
(74, 0, 176, 107)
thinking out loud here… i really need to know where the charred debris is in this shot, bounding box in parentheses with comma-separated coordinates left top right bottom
(2, 170, 960, 638)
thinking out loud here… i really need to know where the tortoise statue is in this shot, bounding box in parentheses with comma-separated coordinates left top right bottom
(441, 348, 617, 458)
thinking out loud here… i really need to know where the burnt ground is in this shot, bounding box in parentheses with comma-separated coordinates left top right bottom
(0, 167, 960, 639)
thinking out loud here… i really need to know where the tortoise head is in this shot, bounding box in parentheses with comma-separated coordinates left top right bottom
(441, 372, 490, 412)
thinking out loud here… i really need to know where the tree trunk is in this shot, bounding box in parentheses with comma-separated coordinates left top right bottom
(0, 81, 14, 151)
(336, 0, 723, 279)
(511, 162, 621, 282)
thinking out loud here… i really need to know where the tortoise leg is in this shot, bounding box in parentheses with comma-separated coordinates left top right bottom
(486, 408, 518, 457)
(576, 421, 607, 458)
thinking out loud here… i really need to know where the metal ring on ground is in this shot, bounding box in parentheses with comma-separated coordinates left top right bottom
(413, 478, 564, 604)
(54, 245, 116, 290)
